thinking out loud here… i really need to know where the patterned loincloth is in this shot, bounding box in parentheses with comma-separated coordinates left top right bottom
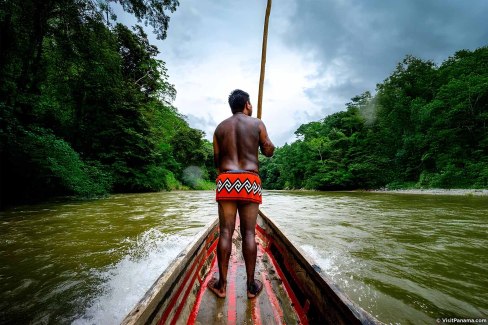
(216, 171, 262, 204)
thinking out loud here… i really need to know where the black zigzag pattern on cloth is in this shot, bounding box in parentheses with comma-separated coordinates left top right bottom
(216, 178, 262, 196)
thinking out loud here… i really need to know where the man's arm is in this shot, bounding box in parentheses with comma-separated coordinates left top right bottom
(258, 121, 275, 157)
(213, 133, 220, 173)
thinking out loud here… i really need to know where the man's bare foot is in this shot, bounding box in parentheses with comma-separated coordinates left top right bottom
(247, 279, 263, 299)
(207, 277, 226, 298)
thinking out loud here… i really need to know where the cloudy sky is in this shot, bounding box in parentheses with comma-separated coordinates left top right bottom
(118, 0, 487, 146)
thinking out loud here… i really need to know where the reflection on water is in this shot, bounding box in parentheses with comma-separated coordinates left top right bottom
(0, 190, 487, 324)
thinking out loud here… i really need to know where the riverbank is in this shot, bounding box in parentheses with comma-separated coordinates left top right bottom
(368, 188, 488, 196)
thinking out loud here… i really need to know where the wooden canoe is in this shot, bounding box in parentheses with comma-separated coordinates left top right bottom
(121, 210, 381, 324)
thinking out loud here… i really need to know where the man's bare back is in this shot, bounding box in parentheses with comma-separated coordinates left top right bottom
(213, 113, 274, 173)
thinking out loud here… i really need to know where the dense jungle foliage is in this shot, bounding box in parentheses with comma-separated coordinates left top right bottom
(0, 0, 216, 208)
(260, 47, 488, 190)
(1, 2, 487, 208)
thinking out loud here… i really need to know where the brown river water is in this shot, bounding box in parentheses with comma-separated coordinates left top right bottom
(0, 190, 487, 324)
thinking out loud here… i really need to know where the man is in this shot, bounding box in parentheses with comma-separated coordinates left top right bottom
(209, 89, 275, 299)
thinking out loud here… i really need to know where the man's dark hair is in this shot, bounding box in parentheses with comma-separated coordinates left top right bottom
(228, 89, 250, 114)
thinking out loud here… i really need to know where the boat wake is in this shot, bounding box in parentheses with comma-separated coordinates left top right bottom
(300, 244, 342, 277)
(300, 244, 379, 316)
(73, 229, 190, 325)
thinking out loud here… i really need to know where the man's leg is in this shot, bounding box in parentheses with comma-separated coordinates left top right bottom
(208, 200, 237, 298)
(237, 202, 263, 298)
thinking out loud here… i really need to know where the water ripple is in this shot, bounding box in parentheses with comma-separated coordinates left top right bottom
(0, 190, 486, 324)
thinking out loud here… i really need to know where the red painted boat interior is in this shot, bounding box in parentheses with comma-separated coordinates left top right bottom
(158, 219, 308, 325)
(191, 221, 307, 325)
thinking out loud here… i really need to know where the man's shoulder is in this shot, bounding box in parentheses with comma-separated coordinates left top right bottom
(214, 116, 233, 135)
(215, 116, 232, 129)
(243, 115, 262, 125)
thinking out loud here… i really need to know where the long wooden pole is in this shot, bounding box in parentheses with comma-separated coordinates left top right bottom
(257, 0, 272, 120)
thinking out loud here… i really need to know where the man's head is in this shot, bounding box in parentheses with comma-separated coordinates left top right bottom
(228, 89, 252, 115)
